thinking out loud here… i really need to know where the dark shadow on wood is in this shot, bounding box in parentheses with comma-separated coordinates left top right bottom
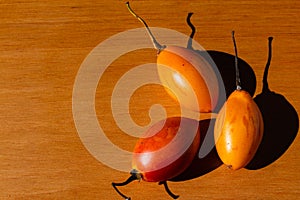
(199, 50, 256, 112)
(169, 119, 222, 182)
(185, 13, 256, 112)
(246, 91, 299, 170)
(246, 37, 299, 170)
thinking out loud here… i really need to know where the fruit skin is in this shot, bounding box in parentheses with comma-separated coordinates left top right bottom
(132, 117, 200, 182)
(170, 119, 223, 182)
(157, 46, 219, 113)
(214, 90, 264, 170)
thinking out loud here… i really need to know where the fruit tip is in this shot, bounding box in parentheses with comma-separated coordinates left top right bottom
(227, 164, 233, 169)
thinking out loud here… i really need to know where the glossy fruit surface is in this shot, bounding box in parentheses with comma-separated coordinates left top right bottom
(132, 117, 200, 182)
(214, 90, 264, 170)
(157, 46, 219, 113)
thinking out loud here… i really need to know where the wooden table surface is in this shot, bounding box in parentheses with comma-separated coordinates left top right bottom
(1, 0, 300, 199)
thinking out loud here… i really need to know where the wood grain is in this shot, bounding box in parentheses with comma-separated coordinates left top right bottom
(1, 0, 299, 199)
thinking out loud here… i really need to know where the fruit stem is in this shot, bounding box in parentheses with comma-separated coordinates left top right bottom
(158, 181, 180, 199)
(126, 2, 166, 52)
(262, 37, 274, 93)
(232, 31, 242, 90)
(112, 169, 141, 200)
(186, 12, 195, 50)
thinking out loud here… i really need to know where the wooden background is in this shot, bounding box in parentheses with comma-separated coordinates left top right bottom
(1, 0, 299, 199)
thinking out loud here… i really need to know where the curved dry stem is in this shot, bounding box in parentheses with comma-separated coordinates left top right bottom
(112, 173, 138, 200)
(126, 2, 165, 51)
(159, 181, 180, 199)
(232, 31, 242, 90)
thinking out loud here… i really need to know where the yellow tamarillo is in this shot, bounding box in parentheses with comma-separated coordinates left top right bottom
(214, 31, 264, 170)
